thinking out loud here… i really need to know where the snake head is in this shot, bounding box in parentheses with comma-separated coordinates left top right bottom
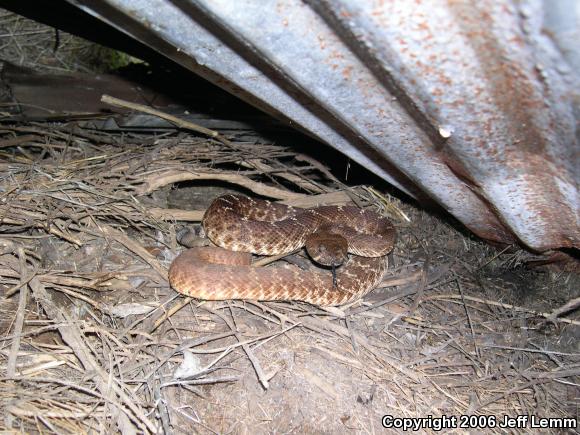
(305, 231, 348, 268)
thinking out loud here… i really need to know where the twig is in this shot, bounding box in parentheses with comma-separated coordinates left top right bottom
(97, 223, 167, 281)
(456, 279, 480, 359)
(153, 382, 171, 434)
(0, 134, 39, 148)
(160, 376, 239, 387)
(281, 190, 352, 207)
(407, 260, 429, 314)
(480, 345, 580, 358)
(101, 94, 222, 139)
(474, 378, 549, 411)
(4, 265, 37, 297)
(0, 215, 82, 246)
(344, 316, 359, 354)
(221, 305, 270, 390)
(547, 296, 580, 321)
(243, 158, 328, 194)
(28, 277, 156, 434)
(151, 297, 193, 332)
(364, 186, 410, 223)
(377, 268, 424, 288)
(149, 207, 204, 222)
(476, 245, 512, 270)
(136, 169, 303, 200)
(141, 331, 238, 381)
(4, 247, 28, 430)
(346, 286, 419, 317)
(423, 294, 580, 326)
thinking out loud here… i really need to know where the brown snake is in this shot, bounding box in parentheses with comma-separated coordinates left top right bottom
(169, 194, 396, 306)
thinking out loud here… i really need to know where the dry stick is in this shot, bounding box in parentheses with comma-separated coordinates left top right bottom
(407, 259, 428, 314)
(0, 323, 72, 343)
(428, 378, 470, 411)
(0, 215, 82, 246)
(0, 134, 39, 148)
(213, 305, 270, 390)
(28, 277, 156, 434)
(140, 331, 237, 381)
(3, 376, 129, 410)
(246, 140, 338, 192)
(151, 297, 193, 332)
(153, 297, 275, 390)
(230, 301, 293, 327)
(456, 279, 481, 359)
(120, 293, 179, 340)
(136, 170, 303, 200)
(295, 153, 341, 184)
(8, 407, 101, 420)
(0, 267, 133, 292)
(282, 190, 352, 207)
(102, 95, 224, 138)
(4, 248, 29, 430)
(365, 186, 411, 223)
(101, 95, 355, 206)
(476, 245, 512, 270)
(78, 200, 203, 223)
(97, 223, 167, 281)
(149, 207, 203, 222)
(474, 378, 549, 412)
(346, 285, 420, 317)
(249, 301, 299, 326)
(100, 94, 304, 191)
(530, 367, 580, 379)
(4, 265, 37, 297)
(241, 158, 327, 194)
(140, 328, 293, 388)
(153, 382, 171, 434)
(344, 316, 359, 354)
(160, 376, 239, 387)
(350, 328, 422, 383)
(423, 294, 580, 326)
(102, 95, 282, 180)
(49, 285, 107, 311)
(547, 296, 580, 322)
(482, 345, 580, 357)
(378, 269, 424, 288)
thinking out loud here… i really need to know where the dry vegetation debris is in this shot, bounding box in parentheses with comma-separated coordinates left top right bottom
(0, 118, 578, 434)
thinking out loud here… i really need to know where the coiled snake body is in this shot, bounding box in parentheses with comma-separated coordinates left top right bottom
(169, 194, 396, 306)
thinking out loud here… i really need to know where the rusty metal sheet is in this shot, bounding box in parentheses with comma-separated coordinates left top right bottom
(67, 0, 579, 252)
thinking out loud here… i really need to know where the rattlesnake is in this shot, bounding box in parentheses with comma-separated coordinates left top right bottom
(169, 194, 396, 306)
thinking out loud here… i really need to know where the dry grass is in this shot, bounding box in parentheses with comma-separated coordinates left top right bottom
(0, 116, 578, 434)
(0, 8, 135, 74)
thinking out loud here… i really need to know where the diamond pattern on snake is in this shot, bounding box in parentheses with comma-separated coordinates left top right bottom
(169, 194, 396, 306)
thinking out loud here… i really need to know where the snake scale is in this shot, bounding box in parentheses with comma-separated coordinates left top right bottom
(169, 194, 396, 306)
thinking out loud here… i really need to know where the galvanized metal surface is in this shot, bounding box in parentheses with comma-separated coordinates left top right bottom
(69, 0, 579, 252)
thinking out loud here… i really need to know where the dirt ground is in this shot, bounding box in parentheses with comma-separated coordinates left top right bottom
(0, 8, 578, 435)
(0, 122, 578, 434)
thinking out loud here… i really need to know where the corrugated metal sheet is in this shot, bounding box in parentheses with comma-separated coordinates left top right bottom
(68, 0, 579, 252)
